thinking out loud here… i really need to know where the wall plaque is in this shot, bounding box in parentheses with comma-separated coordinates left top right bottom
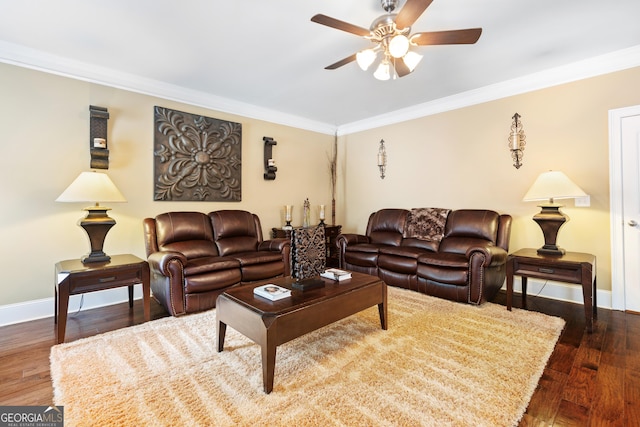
(154, 106, 242, 201)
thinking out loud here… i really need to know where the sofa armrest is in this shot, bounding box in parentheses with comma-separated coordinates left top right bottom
(465, 245, 507, 267)
(258, 238, 290, 252)
(147, 251, 188, 276)
(336, 233, 370, 248)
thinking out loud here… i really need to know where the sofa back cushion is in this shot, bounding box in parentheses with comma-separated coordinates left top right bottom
(154, 211, 219, 258)
(438, 210, 500, 255)
(209, 210, 261, 256)
(366, 209, 409, 246)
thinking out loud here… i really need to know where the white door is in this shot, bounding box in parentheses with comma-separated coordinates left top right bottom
(610, 105, 640, 312)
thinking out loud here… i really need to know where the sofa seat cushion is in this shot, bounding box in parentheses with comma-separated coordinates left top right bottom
(380, 245, 428, 259)
(378, 254, 417, 274)
(231, 251, 283, 267)
(184, 269, 243, 293)
(417, 253, 469, 285)
(184, 256, 240, 276)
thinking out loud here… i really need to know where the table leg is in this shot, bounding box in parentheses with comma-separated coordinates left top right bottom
(128, 285, 134, 308)
(141, 263, 151, 321)
(506, 259, 514, 311)
(378, 284, 388, 330)
(582, 264, 594, 333)
(56, 281, 69, 344)
(521, 277, 528, 309)
(261, 340, 277, 394)
(217, 321, 227, 352)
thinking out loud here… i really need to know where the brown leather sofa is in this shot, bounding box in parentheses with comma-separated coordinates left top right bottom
(143, 210, 290, 316)
(336, 208, 512, 304)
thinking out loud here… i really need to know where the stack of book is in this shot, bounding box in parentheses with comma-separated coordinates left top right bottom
(253, 284, 291, 301)
(320, 268, 352, 281)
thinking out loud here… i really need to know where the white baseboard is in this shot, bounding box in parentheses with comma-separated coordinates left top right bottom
(0, 286, 144, 327)
(0, 279, 612, 327)
(503, 277, 612, 309)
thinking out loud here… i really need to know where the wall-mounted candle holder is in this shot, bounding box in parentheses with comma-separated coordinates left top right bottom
(89, 105, 109, 169)
(508, 113, 526, 169)
(263, 136, 277, 180)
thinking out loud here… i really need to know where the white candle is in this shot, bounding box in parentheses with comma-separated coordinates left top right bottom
(268, 158, 275, 167)
(93, 138, 106, 149)
(319, 205, 325, 220)
(285, 205, 292, 221)
(378, 153, 385, 166)
(511, 131, 519, 150)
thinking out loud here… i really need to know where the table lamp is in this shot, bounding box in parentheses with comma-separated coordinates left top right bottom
(56, 171, 126, 263)
(523, 170, 587, 256)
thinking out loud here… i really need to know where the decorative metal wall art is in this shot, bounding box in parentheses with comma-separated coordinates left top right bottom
(153, 106, 242, 201)
(89, 105, 109, 169)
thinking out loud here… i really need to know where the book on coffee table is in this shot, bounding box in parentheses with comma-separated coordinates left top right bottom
(320, 268, 352, 281)
(253, 284, 291, 301)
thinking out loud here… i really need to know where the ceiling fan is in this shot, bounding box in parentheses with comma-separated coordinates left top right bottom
(311, 0, 482, 80)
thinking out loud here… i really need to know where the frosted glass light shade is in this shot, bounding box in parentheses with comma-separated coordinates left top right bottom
(523, 171, 586, 203)
(56, 171, 126, 205)
(389, 35, 409, 58)
(356, 49, 377, 71)
(402, 51, 423, 72)
(373, 60, 391, 81)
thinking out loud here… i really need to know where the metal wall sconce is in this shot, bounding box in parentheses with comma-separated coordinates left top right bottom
(89, 105, 109, 169)
(263, 136, 277, 180)
(377, 139, 387, 179)
(508, 113, 526, 169)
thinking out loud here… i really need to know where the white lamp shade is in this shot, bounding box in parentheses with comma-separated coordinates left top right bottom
(523, 171, 587, 203)
(356, 49, 377, 71)
(402, 51, 423, 72)
(56, 171, 126, 204)
(373, 60, 391, 81)
(389, 35, 410, 58)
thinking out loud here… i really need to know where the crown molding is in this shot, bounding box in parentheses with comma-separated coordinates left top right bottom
(2, 40, 639, 138)
(337, 45, 640, 136)
(0, 40, 336, 136)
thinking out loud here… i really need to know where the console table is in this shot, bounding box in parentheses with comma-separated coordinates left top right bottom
(54, 254, 150, 343)
(272, 225, 342, 267)
(506, 248, 596, 332)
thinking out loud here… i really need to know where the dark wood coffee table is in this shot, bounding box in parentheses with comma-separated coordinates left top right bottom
(216, 272, 387, 393)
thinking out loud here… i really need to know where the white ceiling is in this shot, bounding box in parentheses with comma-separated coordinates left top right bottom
(1, 0, 640, 134)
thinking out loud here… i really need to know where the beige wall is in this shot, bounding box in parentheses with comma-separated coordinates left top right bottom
(340, 66, 640, 293)
(0, 63, 335, 306)
(2, 61, 639, 309)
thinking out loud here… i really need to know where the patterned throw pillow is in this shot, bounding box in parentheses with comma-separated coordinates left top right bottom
(404, 208, 451, 244)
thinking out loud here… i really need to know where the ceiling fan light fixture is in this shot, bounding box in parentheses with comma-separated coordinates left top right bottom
(373, 59, 391, 81)
(402, 51, 423, 72)
(356, 49, 378, 71)
(389, 34, 409, 58)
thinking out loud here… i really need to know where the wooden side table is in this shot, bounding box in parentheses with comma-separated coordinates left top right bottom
(506, 248, 597, 332)
(54, 254, 150, 343)
(272, 225, 342, 267)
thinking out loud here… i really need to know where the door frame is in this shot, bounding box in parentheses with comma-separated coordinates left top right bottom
(609, 104, 640, 311)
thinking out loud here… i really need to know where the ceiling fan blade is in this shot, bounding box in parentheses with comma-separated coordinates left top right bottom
(325, 53, 358, 70)
(394, 59, 412, 78)
(311, 14, 371, 37)
(411, 28, 482, 45)
(395, 0, 434, 29)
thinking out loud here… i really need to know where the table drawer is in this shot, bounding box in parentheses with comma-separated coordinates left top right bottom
(68, 266, 143, 294)
(514, 261, 581, 283)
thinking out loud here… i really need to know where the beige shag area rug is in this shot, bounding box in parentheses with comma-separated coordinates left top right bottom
(50, 287, 564, 427)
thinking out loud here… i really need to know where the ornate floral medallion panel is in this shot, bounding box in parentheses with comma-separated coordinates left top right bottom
(153, 106, 242, 201)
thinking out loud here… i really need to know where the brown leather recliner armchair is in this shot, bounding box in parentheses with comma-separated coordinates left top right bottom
(143, 210, 290, 316)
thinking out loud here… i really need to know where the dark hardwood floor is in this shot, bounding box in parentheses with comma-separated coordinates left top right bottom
(1, 291, 638, 426)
